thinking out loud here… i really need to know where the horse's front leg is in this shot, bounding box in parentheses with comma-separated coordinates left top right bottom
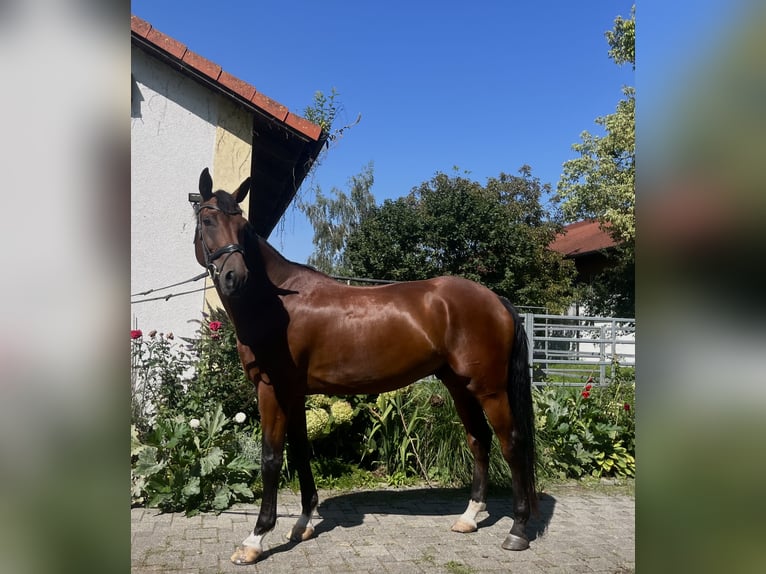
(230, 383, 287, 565)
(285, 403, 318, 542)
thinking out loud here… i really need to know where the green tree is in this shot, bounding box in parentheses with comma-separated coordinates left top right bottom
(606, 5, 635, 70)
(299, 163, 376, 274)
(556, 6, 635, 316)
(346, 167, 575, 312)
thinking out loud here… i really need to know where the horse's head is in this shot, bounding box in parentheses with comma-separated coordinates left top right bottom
(193, 168, 251, 297)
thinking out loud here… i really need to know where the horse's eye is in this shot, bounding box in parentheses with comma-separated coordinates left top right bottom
(202, 218, 213, 227)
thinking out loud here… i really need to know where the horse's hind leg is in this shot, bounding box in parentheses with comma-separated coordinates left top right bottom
(443, 378, 493, 533)
(285, 403, 318, 542)
(478, 392, 533, 550)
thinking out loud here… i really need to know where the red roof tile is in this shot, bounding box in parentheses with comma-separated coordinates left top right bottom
(130, 15, 151, 38)
(218, 71, 256, 102)
(145, 27, 187, 60)
(130, 15, 321, 142)
(285, 112, 323, 141)
(549, 220, 618, 257)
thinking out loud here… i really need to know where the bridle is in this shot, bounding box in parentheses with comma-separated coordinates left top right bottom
(194, 202, 246, 281)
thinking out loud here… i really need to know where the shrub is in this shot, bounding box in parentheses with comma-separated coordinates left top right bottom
(130, 329, 193, 433)
(179, 307, 257, 420)
(131, 404, 260, 515)
(130, 307, 258, 428)
(361, 371, 634, 486)
(362, 379, 515, 487)
(534, 365, 635, 479)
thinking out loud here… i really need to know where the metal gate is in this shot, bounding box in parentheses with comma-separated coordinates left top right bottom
(523, 313, 635, 387)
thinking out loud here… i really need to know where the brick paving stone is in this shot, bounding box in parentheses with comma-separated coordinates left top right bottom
(132, 485, 634, 573)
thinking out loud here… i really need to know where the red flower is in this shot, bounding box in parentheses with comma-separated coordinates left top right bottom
(581, 390, 590, 399)
(130, 329, 143, 340)
(209, 321, 222, 332)
(623, 403, 631, 411)
(585, 383, 592, 391)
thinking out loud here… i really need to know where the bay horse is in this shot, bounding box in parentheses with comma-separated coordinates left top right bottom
(192, 168, 537, 565)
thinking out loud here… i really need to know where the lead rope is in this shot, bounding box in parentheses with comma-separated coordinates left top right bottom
(130, 270, 211, 305)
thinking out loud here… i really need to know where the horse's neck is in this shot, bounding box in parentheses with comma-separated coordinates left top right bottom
(252, 234, 302, 288)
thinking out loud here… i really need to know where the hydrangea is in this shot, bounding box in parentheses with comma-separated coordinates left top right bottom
(330, 400, 354, 425)
(189, 418, 201, 429)
(306, 394, 332, 409)
(234, 412, 246, 424)
(305, 408, 330, 441)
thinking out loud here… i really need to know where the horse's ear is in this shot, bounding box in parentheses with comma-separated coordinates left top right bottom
(199, 168, 213, 201)
(234, 177, 251, 204)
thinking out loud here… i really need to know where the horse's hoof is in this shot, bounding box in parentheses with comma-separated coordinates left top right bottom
(287, 524, 314, 542)
(451, 519, 478, 533)
(230, 545, 262, 565)
(501, 533, 530, 551)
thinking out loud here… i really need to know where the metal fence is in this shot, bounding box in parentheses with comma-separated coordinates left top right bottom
(523, 313, 635, 387)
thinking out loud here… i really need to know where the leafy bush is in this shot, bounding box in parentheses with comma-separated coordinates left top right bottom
(131, 404, 260, 515)
(360, 371, 634, 486)
(131, 311, 263, 515)
(179, 307, 257, 420)
(534, 365, 635, 479)
(362, 379, 515, 487)
(130, 329, 193, 433)
(130, 307, 257, 426)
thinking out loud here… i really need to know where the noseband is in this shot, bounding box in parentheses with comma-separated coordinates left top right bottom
(195, 203, 246, 281)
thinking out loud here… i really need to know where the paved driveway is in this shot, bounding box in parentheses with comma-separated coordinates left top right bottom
(131, 484, 634, 573)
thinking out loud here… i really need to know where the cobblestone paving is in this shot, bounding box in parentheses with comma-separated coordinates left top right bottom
(132, 486, 634, 573)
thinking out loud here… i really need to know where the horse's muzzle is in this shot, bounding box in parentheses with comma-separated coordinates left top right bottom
(221, 266, 248, 297)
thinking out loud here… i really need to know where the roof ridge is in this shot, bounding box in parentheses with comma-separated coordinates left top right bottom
(549, 219, 618, 257)
(130, 14, 322, 141)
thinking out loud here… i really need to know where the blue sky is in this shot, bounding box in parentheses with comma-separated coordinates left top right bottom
(132, 2, 642, 263)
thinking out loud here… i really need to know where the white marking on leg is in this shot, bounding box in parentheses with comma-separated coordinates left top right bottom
(288, 513, 315, 541)
(457, 500, 487, 530)
(231, 532, 266, 565)
(242, 532, 264, 550)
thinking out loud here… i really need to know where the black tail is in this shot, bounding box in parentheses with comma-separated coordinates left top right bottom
(499, 297, 538, 513)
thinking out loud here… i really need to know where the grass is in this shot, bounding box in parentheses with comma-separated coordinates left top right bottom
(444, 560, 474, 574)
(282, 459, 383, 491)
(536, 360, 635, 386)
(540, 475, 635, 497)
(281, 463, 635, 499)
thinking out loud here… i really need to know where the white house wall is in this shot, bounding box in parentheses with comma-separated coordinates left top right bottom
(131, 46, 223, 340)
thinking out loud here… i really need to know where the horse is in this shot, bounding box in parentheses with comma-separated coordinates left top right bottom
(192, 167, 538, 565)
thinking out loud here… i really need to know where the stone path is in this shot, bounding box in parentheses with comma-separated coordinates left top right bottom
(132, 485, 634, 573)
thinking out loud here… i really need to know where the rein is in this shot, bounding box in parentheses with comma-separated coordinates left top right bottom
(130, 271, 210, 304)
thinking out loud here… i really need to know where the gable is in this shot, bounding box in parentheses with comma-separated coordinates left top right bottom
(131, 15, 326, 237)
